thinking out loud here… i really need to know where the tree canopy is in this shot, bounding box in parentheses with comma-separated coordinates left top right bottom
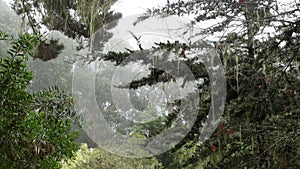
(1, 0, 299, 168)
(99, 0, 300, 168)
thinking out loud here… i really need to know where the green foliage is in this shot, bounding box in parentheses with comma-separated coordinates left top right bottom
(100, 0, 300, 168)
(11, 0, 122, 59)
(5, 0, 299, 168)
(61, 143, 163, 169)
(0, 30, 79, 168)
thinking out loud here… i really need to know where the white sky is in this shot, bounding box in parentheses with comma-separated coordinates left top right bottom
(111, 0, 169, 17)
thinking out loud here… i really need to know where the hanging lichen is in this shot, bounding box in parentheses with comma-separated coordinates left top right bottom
(76, 0, 118, 51)
(33, 39, 65, 61)
(11, 0, 121, 61)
